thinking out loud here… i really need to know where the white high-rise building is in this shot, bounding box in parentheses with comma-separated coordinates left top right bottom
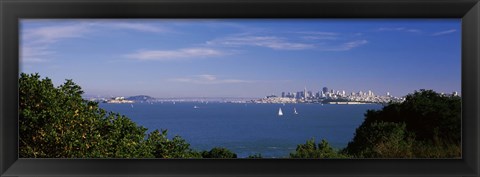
(304, 86, 307, 99)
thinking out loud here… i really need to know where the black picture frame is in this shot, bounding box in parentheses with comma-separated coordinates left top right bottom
(1, 0, 479, 176)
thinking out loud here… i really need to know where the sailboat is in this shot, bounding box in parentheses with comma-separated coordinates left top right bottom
(130, 104, 134, 108)
(294, 108, 298, 114)
(278, 108, 283, 116)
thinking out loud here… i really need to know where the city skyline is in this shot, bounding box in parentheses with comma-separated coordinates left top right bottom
(20, 19, 461, 98)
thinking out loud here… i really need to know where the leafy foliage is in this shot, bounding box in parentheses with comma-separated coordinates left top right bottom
(247, 153, 263, 158)
(341, 122, 415, 158)
(19, 73, 198, 158)
(343, 89, 461, 158)
(146, 130, 201, 158)
(290, 138, 348, 158)
(201, 147, 238, 158)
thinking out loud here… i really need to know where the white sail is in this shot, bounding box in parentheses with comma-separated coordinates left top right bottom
(278, 108, 283, 116)
(294, 108, 298, 114)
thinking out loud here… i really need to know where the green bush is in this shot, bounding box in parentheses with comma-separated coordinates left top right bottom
(146, 129, 201, 158)
(201, 147, 237, 158)
(290, 138, 348, 158)
(19, 73, 199, 158)
(247, 153, 263, 158)
(342, 122, 414, 158)
(343, 89, 461, 158)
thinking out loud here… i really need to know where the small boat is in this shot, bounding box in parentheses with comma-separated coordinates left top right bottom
(130, 104, 134, 108)
(294, 108, 298, 114)
(278, 108, 283, 116)
(194, 106, 199, 109)
(173, 101, 176, 104)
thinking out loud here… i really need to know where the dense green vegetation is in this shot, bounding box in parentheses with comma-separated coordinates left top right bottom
(19, 73, 235, 158)
(290, 138, 349, 158)
(201, 147, 238, 158)
(342, 89, 461, 158)
(20, 73, 461, 158)
(289, 89, 461, 158)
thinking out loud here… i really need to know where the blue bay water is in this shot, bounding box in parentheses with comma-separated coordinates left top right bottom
(99, 102, 382, 158)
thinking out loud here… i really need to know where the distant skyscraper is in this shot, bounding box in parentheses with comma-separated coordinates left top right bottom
(322, 87, 328, 94)
(304, 86, 308, 99)
(296, 91, 303, 99)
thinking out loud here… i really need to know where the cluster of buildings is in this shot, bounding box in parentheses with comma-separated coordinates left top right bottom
(103, 97, 134, 104)
(253, 86, 405, 104)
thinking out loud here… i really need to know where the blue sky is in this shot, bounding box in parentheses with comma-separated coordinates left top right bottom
(20, 19, 461, 98)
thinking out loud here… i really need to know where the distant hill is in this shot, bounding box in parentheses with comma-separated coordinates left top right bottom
(126, 95, 156, 102)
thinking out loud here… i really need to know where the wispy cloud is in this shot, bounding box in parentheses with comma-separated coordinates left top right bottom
(170, 74, 254, 84)
(206, 36, 314, 50)
(376, 27, 421, 33)
(107, 22, 168, 33)
(125, 48, 225, 61)
(21, 21, 170, 63)
(431, 29, 457, 36)
(319, 40, 369, 51)
(296, 31, 339, 40)
(20, 46, 54, 63)
(23, 23, 91, 45)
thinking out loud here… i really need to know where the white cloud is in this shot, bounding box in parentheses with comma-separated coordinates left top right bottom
(431, 29, 457, 36)
(125, 48, 225, 61)
(377, 27, 421, 33)
(319, 40, 368, 51)
(297, 31, 339, 40)
(106, 22, 168, 33)
(206, 33, 367, 52)
(21, 21, 170, 63)
(343, 40, 368, 49)
(23, 23, 91, 45)
(206, 36, 314, 50)
(20, 46, 55, 63)
(170, 74, 254, 84)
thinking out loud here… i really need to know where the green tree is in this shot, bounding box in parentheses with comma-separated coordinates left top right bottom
(247, 153, 263, 158)
(201, 147, 237, 158)
(146, 130, 201, 158)
(342, 122, 414, 158)
(343, 90, 461, 158)
(290, 138, 348, 158)
(19, 73, 201, 158)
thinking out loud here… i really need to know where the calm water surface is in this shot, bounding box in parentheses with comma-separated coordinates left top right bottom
(99, 102, 382, 158)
